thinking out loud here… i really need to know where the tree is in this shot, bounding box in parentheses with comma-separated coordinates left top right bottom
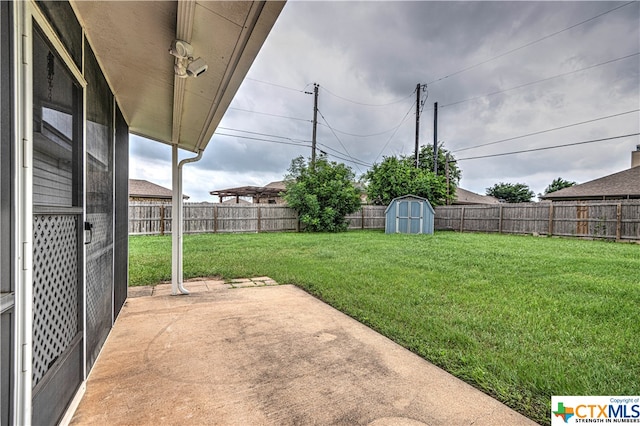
(486, 182, 534, 203)
(543, 177, 576, 195)
(363, 155, 449, 206)
(417, 144, 461, 185)
(284, 156, 361, 232)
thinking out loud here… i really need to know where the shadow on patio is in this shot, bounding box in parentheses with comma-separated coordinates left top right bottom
(70, 280, 536, 425)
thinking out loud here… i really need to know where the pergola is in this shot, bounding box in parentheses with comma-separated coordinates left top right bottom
(210, 185, 284, 203)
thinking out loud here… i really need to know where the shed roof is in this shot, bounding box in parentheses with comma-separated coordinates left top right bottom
(71, 1, 285, 153)
(129, 179, 189, 200)
(384, 195, 435, 214)
(540, 166, 640, 201)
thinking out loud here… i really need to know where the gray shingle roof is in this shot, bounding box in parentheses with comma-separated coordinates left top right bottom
(129, 179, 189, 200)
(454, 187, 500, 205)
(541, 166, 640, 200)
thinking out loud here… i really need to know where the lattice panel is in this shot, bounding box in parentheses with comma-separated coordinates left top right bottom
(32, 214, 79, 386)
(85, 212, 113, 370)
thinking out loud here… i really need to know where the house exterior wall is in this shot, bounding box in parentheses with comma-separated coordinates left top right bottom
(4, 2, 129, 424)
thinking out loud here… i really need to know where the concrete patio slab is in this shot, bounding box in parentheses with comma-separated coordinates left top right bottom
(70, 283, 537, 426)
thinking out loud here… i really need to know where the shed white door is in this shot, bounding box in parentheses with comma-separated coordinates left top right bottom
(396, 200, 423, 233)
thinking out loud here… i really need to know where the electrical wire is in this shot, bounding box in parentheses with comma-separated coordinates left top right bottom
(228, 107, 312, 122)
(215, 132, 311, 149)
(456, 133, 640, 161)
(317, 109, 363, 173)
(315, 93, 416, 138)
(245, 77, 313, 94)
(216, 129, 372, 169)
(316, 142, 373, 168)
(440, 52, 640, 109)
(426, 0, 637, 85)
(373, 101, 417, 163)
(453, 109, 640, 153)
(218, 127, 312, 144)
(320, 85, 416, 107)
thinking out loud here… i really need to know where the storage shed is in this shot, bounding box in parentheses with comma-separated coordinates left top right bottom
(385, 195, 435, 234)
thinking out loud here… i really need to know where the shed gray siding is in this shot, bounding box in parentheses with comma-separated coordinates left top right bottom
(385, 195, 435, 234)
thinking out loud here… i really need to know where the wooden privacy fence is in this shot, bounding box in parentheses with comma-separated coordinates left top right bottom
(129, 203, 387, 235)
(435, 201, 640, 241)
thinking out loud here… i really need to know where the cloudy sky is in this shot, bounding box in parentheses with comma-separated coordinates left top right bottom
(130, 1, 640, 202)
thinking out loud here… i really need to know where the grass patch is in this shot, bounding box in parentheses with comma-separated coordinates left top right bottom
(129, 231, 640, 425)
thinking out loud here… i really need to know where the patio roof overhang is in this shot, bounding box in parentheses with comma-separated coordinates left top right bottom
(71, 0, 285, 153)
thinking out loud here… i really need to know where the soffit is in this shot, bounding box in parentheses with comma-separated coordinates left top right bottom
(71, 0, 285, 153)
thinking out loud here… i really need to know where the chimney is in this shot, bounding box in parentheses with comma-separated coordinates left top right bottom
(633, 145, 640, 168)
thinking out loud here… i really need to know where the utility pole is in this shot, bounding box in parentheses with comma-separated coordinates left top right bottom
(414, 83, 421, 168)
(312, 83, 319, 165)
(433, 102, 438, 175)
(445, 152, 450, 205)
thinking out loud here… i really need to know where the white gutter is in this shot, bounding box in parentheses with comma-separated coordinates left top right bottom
(171, 145, 203, 295)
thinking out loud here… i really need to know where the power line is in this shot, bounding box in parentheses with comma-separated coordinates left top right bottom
(317, 109, 363, 173)
(440, 52, 640, 109)
(453, 109, 640, 153)
(315, 95, 415, 138)
(215, 132, 311, 148)
(228, 107, 312, 123)
(373, 101, 417, 163)
(456, 133, 640, 161)
(426, 0, 637, 85)
(316, 141, 373, 166)
(320, 85, 416, 107)
(317, 143, 373, 168)
(245, 77, 312, 94)
(218, 127, 312, 144)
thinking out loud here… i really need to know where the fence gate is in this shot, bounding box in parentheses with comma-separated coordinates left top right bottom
(577, 205, 589, 235)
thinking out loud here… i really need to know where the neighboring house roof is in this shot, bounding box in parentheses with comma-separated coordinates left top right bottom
(540, 166, 640, 201)
(129, 179, 189, 200)
(265, 180, 287, 190)
(454, 187, 500, 205)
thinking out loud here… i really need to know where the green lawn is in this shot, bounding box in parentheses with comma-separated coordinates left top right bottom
(129, 231, 640, 425)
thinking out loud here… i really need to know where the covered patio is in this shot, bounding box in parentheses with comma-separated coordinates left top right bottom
(70, 282, 536, 426)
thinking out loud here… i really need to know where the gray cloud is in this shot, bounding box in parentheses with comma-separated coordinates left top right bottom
(130, 1, 640, 201)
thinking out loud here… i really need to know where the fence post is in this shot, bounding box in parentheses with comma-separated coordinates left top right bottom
(498, 205, 503, 233)
(214, 205, 218, 233)
(616, 203, 622, 242)
(361, 207, 365, 229)
(160, 204, 165, 236)
(257, 206, 262, 233)
(548, 204, 554, 236)
(460, 207, 465, 233)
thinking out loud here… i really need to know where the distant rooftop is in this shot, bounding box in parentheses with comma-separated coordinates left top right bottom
(129, 179, 189, 200)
